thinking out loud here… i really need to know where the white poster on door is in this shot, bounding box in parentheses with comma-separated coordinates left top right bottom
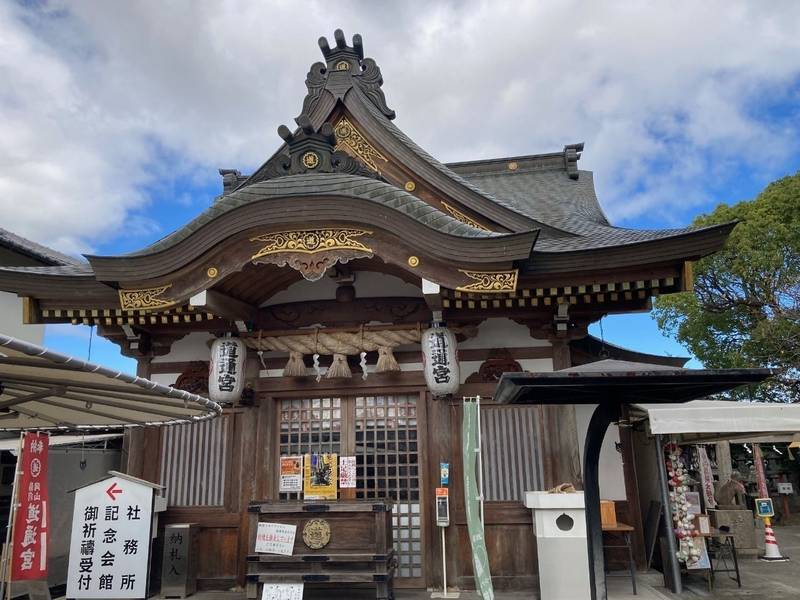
(66, 476, 154, 598)
(261, 583, 304, 600)
(339, 456, 356, 488)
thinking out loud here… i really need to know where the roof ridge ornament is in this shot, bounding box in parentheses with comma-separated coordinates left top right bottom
(299, 29, 395, 121)
(563, 143, 584, 180)
(264, 116, 376, 179)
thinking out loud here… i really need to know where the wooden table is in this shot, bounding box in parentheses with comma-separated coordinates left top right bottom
(602, 522, 637, 595)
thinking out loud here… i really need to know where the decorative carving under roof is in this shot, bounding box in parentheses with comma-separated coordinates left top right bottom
(250, 228, 374, 282)
(456, 269, 519, 293)
(300, 29, 395, 121)
(333, 116, 388, 173)
(118, 285, 176, 311)
(441, 201, 491, 232)
(264, 116, 374, 180)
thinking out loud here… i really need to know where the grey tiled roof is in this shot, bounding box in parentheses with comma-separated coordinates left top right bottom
(131, 172, 502, 256)
(0, 227, 81, 266)
(455, 167, 697, 251)
(354, 87, 537, 223)
(0, 264, 94, 276)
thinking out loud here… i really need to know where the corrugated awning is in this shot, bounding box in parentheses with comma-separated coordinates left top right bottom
(0, 334, 221, 430)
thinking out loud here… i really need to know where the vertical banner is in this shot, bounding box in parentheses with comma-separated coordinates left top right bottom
(462, 399, 494, 600)
(697, 446, 716, 509)
(753, 444, 769, 498)
(11, 431, 49, 581)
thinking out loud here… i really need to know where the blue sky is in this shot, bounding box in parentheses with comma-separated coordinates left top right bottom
(4, 1, 800, 373)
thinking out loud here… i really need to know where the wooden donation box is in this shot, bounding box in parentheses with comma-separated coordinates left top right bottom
(247, 500, 396, 600)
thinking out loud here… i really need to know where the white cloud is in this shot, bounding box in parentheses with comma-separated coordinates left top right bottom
(1, 0, 799, 254)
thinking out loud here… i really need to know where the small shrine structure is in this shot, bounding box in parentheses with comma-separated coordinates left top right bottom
(0, 29, 737, 593)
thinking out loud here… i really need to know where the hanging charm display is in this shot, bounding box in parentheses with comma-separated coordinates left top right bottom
(665, 443, 701, 565)
(209, 337, 246, 402)
(421, 324, 460, 397)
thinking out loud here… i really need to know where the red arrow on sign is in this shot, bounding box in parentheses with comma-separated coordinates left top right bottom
(106, 482, 123, 501)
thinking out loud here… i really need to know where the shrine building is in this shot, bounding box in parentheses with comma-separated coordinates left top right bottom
(0, 30, 735, 593)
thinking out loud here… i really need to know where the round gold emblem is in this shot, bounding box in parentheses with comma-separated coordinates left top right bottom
(335, 60, 351, 71)
(404, 181, 416, 192)
(508, 161, 519, 171)
(302, 519, 331, 549)
(302, 152, 320, 169)
(206, 267, 219, 278)
(407, 256, 420, 268)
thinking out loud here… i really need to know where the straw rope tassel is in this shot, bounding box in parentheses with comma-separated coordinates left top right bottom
(326, 353, 352, 379)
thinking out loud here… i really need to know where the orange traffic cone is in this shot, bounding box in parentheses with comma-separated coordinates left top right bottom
(760, 517, 790, 562)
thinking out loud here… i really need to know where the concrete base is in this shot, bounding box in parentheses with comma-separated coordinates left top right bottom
(709, 508, 759, 550)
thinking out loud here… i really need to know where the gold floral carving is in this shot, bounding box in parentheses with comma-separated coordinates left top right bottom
(302, 152, 319, 169)
(333, 116, 388, 173)
(456, 269, 518, 293)
(250, 229, 374, 282)
(440, 202, 491, 232)
(302, 519, 331, 550)
(118, 285, 175, 310)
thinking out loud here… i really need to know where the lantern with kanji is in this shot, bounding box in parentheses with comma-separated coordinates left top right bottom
(209, 337, 246, 403)
(421, 325, 460, 397)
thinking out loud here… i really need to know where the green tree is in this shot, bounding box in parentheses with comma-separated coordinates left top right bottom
(654, 172, 800, 402)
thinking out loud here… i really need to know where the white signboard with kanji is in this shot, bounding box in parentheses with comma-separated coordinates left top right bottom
(254, 522, 296, 556)
(66, 475, 154, 598)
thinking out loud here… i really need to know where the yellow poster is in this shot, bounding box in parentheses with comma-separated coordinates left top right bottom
(303, 453, 337, 500)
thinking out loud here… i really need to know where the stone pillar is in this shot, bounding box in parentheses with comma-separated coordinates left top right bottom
(547, 339, 582, 488)
(716, 441, 733, 484)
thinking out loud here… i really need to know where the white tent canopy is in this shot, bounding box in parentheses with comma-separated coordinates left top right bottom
(633, 399, 800, 442)
(0, 333, 221, 430)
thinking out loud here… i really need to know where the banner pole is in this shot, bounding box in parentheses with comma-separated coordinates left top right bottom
(1, 432, 24, 600)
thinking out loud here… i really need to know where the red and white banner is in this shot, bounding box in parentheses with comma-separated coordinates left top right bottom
(11, 431, 49, 580)
(697, 446, 717, 509)
(753, 444, 769, 499)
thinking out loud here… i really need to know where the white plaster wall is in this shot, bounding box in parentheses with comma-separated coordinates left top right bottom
(150, 373, 180, 386)
(264, 271, 422, 306)
(0, 292, 44, 343)
(459, 318, 550, 349)
(152, 332, 216, 363)
(575, 404, 627, 501)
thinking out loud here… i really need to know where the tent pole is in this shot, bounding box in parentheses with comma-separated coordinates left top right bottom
(655, 434, 682, 593)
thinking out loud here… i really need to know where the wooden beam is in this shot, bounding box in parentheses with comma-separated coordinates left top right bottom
(190, 289, 257, 323)
(0, 386, 66, 409)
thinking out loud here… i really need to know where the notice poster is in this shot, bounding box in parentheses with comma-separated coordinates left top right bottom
(66, 476, 154, 598)
(11, 432, 49, 581)
(339, 456, 356, 489)
(255, 522, 296, 556)
(304, 453, 337, 500)
(261, 583, 304, 600)
(279, 456, 303, 493)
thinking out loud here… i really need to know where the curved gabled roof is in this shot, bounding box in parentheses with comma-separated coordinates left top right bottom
(125, 172, 504, 258)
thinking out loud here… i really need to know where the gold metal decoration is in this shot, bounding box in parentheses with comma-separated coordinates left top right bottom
(441, 202, 491, 232)
(335, 60, 350, 71)
(250, 229, 374, 281)
(456, 269, 518, 293)
(407, 256, 420, 267)
(508, 161, 519, 171)
(206, 267, 219, 278)
(118, 285, 176, 310)
(302, 152, 320, 169)
(333, 116, 388, 172)
(251, 229, 372, 258)
(302, 519, 331, 549)
(404, 181, 416, 192)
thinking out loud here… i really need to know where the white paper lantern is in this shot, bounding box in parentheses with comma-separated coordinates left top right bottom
(209, 337, 247, 403)
(421, 325, 460, 397)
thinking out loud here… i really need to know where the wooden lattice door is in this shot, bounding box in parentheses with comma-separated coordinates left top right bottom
(277, 392, 427, 586)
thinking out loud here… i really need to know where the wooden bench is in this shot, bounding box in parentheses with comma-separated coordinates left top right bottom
(246, 500, 396, 599)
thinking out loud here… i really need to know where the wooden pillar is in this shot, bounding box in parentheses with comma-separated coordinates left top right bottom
(122, 354, 153, 478)
(425, 393, 458, 589)
(618, 406, 646, 568)
(544, 339, 582, 488)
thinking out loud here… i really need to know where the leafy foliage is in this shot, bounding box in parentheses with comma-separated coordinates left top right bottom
(654, 172, 800, 402)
